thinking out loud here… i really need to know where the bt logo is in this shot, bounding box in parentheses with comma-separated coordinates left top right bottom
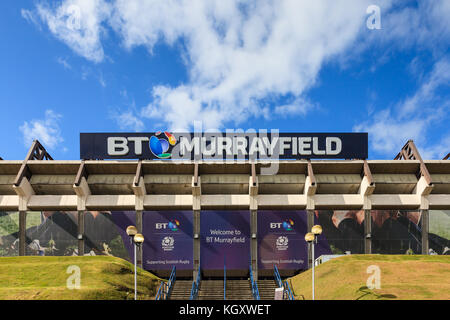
(149, 131, 177, 159)
(270, 219, 294, 231)
(155, 219, 180, 231)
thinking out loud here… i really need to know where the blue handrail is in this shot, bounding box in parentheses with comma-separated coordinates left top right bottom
(283, 279, 295, 300)
(190, 267, 201, 300)
(274, 265, 283, 287)
(249, 265, 260, 300)
(155, 266, 176, 300)
(273, 265, 294, 300)
(224, 256, 226, 300)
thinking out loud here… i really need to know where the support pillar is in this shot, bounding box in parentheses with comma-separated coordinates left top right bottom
(307, 210, 314, 269)
(136, 210, 143, 268)
(77, 211, 85, 256)
(193, 210, 201, 279)
(421, 209, 429, 255)
(250, 210, 258, 280)
(19, 210, 26, 256)
(364, 209, 372, 254)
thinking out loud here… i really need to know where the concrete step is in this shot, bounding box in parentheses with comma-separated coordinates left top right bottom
(257, 279, 279, 300)
(169, 280, 193, 300)
(197, 279, 255, 300)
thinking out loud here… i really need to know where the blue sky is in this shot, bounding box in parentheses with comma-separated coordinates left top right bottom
(0, 0, 449, 160)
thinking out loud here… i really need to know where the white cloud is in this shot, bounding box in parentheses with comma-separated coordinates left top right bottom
(57, 56, 72, 69)
(19, 110, 64, 150)
(354, 58, 450, 157)
(112, 110, 145, 132)
(21, 9, 41, 29)
(31, 0, 381, 130)
(28, 0, 450, 137)
(36, 0, 111, 63)
(274, 97, 315, 118)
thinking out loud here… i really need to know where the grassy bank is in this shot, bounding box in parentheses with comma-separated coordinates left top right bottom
(0, 256, 162, 300)
(288, 254, 450, 300)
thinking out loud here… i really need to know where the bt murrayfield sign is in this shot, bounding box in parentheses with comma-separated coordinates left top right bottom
(80, 132, 368, 160)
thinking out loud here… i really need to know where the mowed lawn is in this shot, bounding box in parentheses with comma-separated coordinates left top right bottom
(288, 255, 450, 300)
(0, 256, 162, 300)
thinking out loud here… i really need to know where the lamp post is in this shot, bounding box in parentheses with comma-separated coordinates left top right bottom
(126, 225, 141, 300)
(305, 224, 322, 300)
(133, 233, 145, 300)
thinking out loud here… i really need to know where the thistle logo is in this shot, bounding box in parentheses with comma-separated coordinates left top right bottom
(276, 236, 289, 251)
(162, 236, 174, 251)
(168, 219, 180, 231)
(283, 219, 294, 231)
(149, 131, 177, 159)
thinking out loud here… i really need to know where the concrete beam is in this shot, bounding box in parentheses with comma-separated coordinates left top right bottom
(73, 176, 91, 211)
(201, 194, 249, 207)
(144, 195, 193, 208)
(27, 195, 77, 210)
(86, 195, 135, 209)
(0, 195, 19, 209)
(13, 178, 35, 211)
(257, 194, 307, 208)
(414, 175, 433, 196)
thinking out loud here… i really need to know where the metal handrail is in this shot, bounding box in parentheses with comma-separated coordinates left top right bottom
(273, 265, 294, 300)
(190, 267, 201, 300)
(155, 266, 176, 300)
(249, 265, 260, 300)
(224, 257, 226, 300)
(274, 265, 283, 288)
(283, 279, 295, 300)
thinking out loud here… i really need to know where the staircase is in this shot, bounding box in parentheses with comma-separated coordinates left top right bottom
(196, 279, 255, 300)
(226, 280, 254, 300)
(169, 280, 193, 300)
(257, 279, 279, 300)
(198, 280, 225, 300)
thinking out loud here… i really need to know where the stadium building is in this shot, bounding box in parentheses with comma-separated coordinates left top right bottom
(0, 132, 449, 299)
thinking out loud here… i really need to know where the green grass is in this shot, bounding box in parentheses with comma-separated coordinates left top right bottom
(0, 256, 163, 300)
(288, 254, 450, 300)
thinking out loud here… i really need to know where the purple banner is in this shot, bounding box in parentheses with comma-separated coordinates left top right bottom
(201, 211, 250, 270)
(142, 211, 193, 270)
(258, 210, 331, 270)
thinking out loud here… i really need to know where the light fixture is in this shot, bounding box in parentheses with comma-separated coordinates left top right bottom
(304, 232, 315, 242)
(134, 233, 145, 244)
(126, 225, 138, 237)
(311, 225, 322, 235)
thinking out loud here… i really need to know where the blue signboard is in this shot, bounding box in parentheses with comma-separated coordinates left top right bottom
(200, 211, 250, 270)
(142, 211, 193, 270)
(258, 210, 331, 270)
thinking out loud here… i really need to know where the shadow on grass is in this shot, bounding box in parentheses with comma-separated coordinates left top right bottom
(356, 286, 397, 300)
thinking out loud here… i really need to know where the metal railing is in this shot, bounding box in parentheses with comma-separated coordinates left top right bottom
(155, 266, 176, 300)
(224, 257, 227, 300)
(274, 265, 294, 300)
(190, 267, 201, 300)
(249, 265, 260, 300)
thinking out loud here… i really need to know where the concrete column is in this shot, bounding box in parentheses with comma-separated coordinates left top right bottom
(136, 210, 143, 268)
(364, 209, 372, 254)
(19, 210, 27, 256)
(77, 211, 85, 256)
(193, 210, 201, 279)
(307, 210, 314, 269)
(421, 209, 429, 255)
(250, 210, 258, 280)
